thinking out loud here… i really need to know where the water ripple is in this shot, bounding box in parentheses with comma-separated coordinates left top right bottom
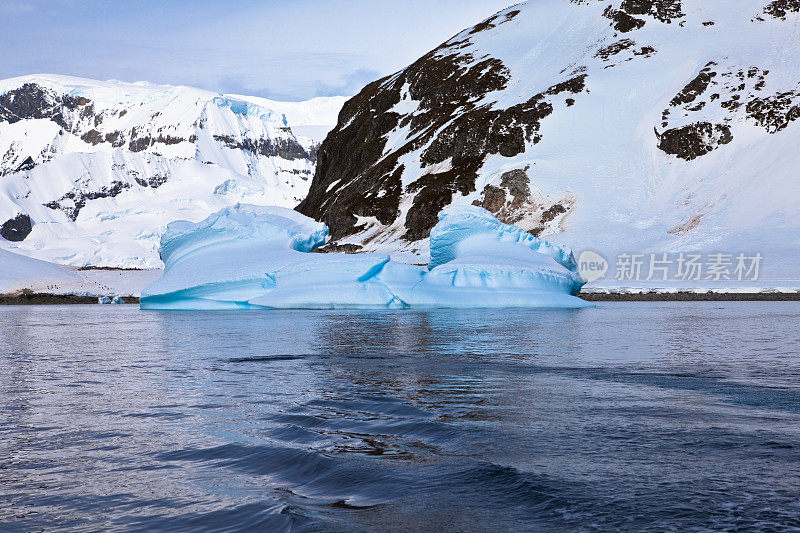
(1, 303, 799, 531)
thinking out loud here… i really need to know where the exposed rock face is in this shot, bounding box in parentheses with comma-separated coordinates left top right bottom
(603, 6, 647, 32)
(471, 168, 572, 237)
(297, 6, 590, 243)
(403, 75, 584, 241)
(601, 0, 684, 32)
(296, 0, 800, 277)
(134, 173, 169, 188)
(656, 60, 799, 157)
(746, 91, 800, 133)
(14, 156, 35, 173)
(296, 2, 620, 244)
(45, 181, 132, 221)
(595, 38, 656, 67)
(212, 135, 308, 161)
(297, 23, 521, 242)
(620, 0, 684, 23)
(669, 63, 717, 107)
(596, 39, 636, 60)
(0, 83, 86, 129)
(658, 122, 733, 160)
(81, 129, 103, 145)
(763, 0, 800, 19)
(0, 214, 33, 241)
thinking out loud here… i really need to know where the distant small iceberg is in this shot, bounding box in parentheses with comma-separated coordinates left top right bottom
(140, 204, 589, 309)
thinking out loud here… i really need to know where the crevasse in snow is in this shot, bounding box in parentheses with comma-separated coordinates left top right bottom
(140, 204, 589, 309)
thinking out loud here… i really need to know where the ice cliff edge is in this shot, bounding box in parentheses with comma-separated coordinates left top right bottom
(140, 204, 589, 309)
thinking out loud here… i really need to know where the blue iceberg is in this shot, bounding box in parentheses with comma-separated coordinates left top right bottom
(140, 204, 589, 309)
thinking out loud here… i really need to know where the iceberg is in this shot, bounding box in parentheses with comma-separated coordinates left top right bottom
(140, 204, 590, 310)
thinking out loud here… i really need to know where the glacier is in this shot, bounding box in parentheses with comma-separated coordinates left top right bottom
(140, 204, 589, 310)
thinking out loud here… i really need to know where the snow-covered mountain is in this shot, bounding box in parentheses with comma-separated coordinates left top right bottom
(297, 0, 800, 284)
(231, 94, 348, 155)
(0, 75, 344, 267)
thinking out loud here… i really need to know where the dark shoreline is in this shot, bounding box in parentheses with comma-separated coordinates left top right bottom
(1, 292, 799, 305)
(0, 293, 139, 305)
(579, 292, 800, 302)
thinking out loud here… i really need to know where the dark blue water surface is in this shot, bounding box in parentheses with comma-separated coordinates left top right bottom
(1, 303, 800, 532)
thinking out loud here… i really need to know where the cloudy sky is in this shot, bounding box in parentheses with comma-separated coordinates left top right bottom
(0, 0, 515, 101)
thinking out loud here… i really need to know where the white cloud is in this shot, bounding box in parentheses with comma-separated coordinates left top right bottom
(0, 0, 517, 100)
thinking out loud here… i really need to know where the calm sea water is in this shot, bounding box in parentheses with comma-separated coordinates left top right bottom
(1, 303, 799, 532)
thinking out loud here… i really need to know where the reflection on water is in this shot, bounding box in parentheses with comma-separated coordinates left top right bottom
(1, 303, 800, 531)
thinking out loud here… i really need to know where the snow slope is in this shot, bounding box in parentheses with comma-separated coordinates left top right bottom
(0, 248, 81, 294)
(0, 247, 160, 297)
(297, 0, 800, 286)
(0, 75, 344, 268)
(140, 204, 587, 309)
(231, 94, 347, 150)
